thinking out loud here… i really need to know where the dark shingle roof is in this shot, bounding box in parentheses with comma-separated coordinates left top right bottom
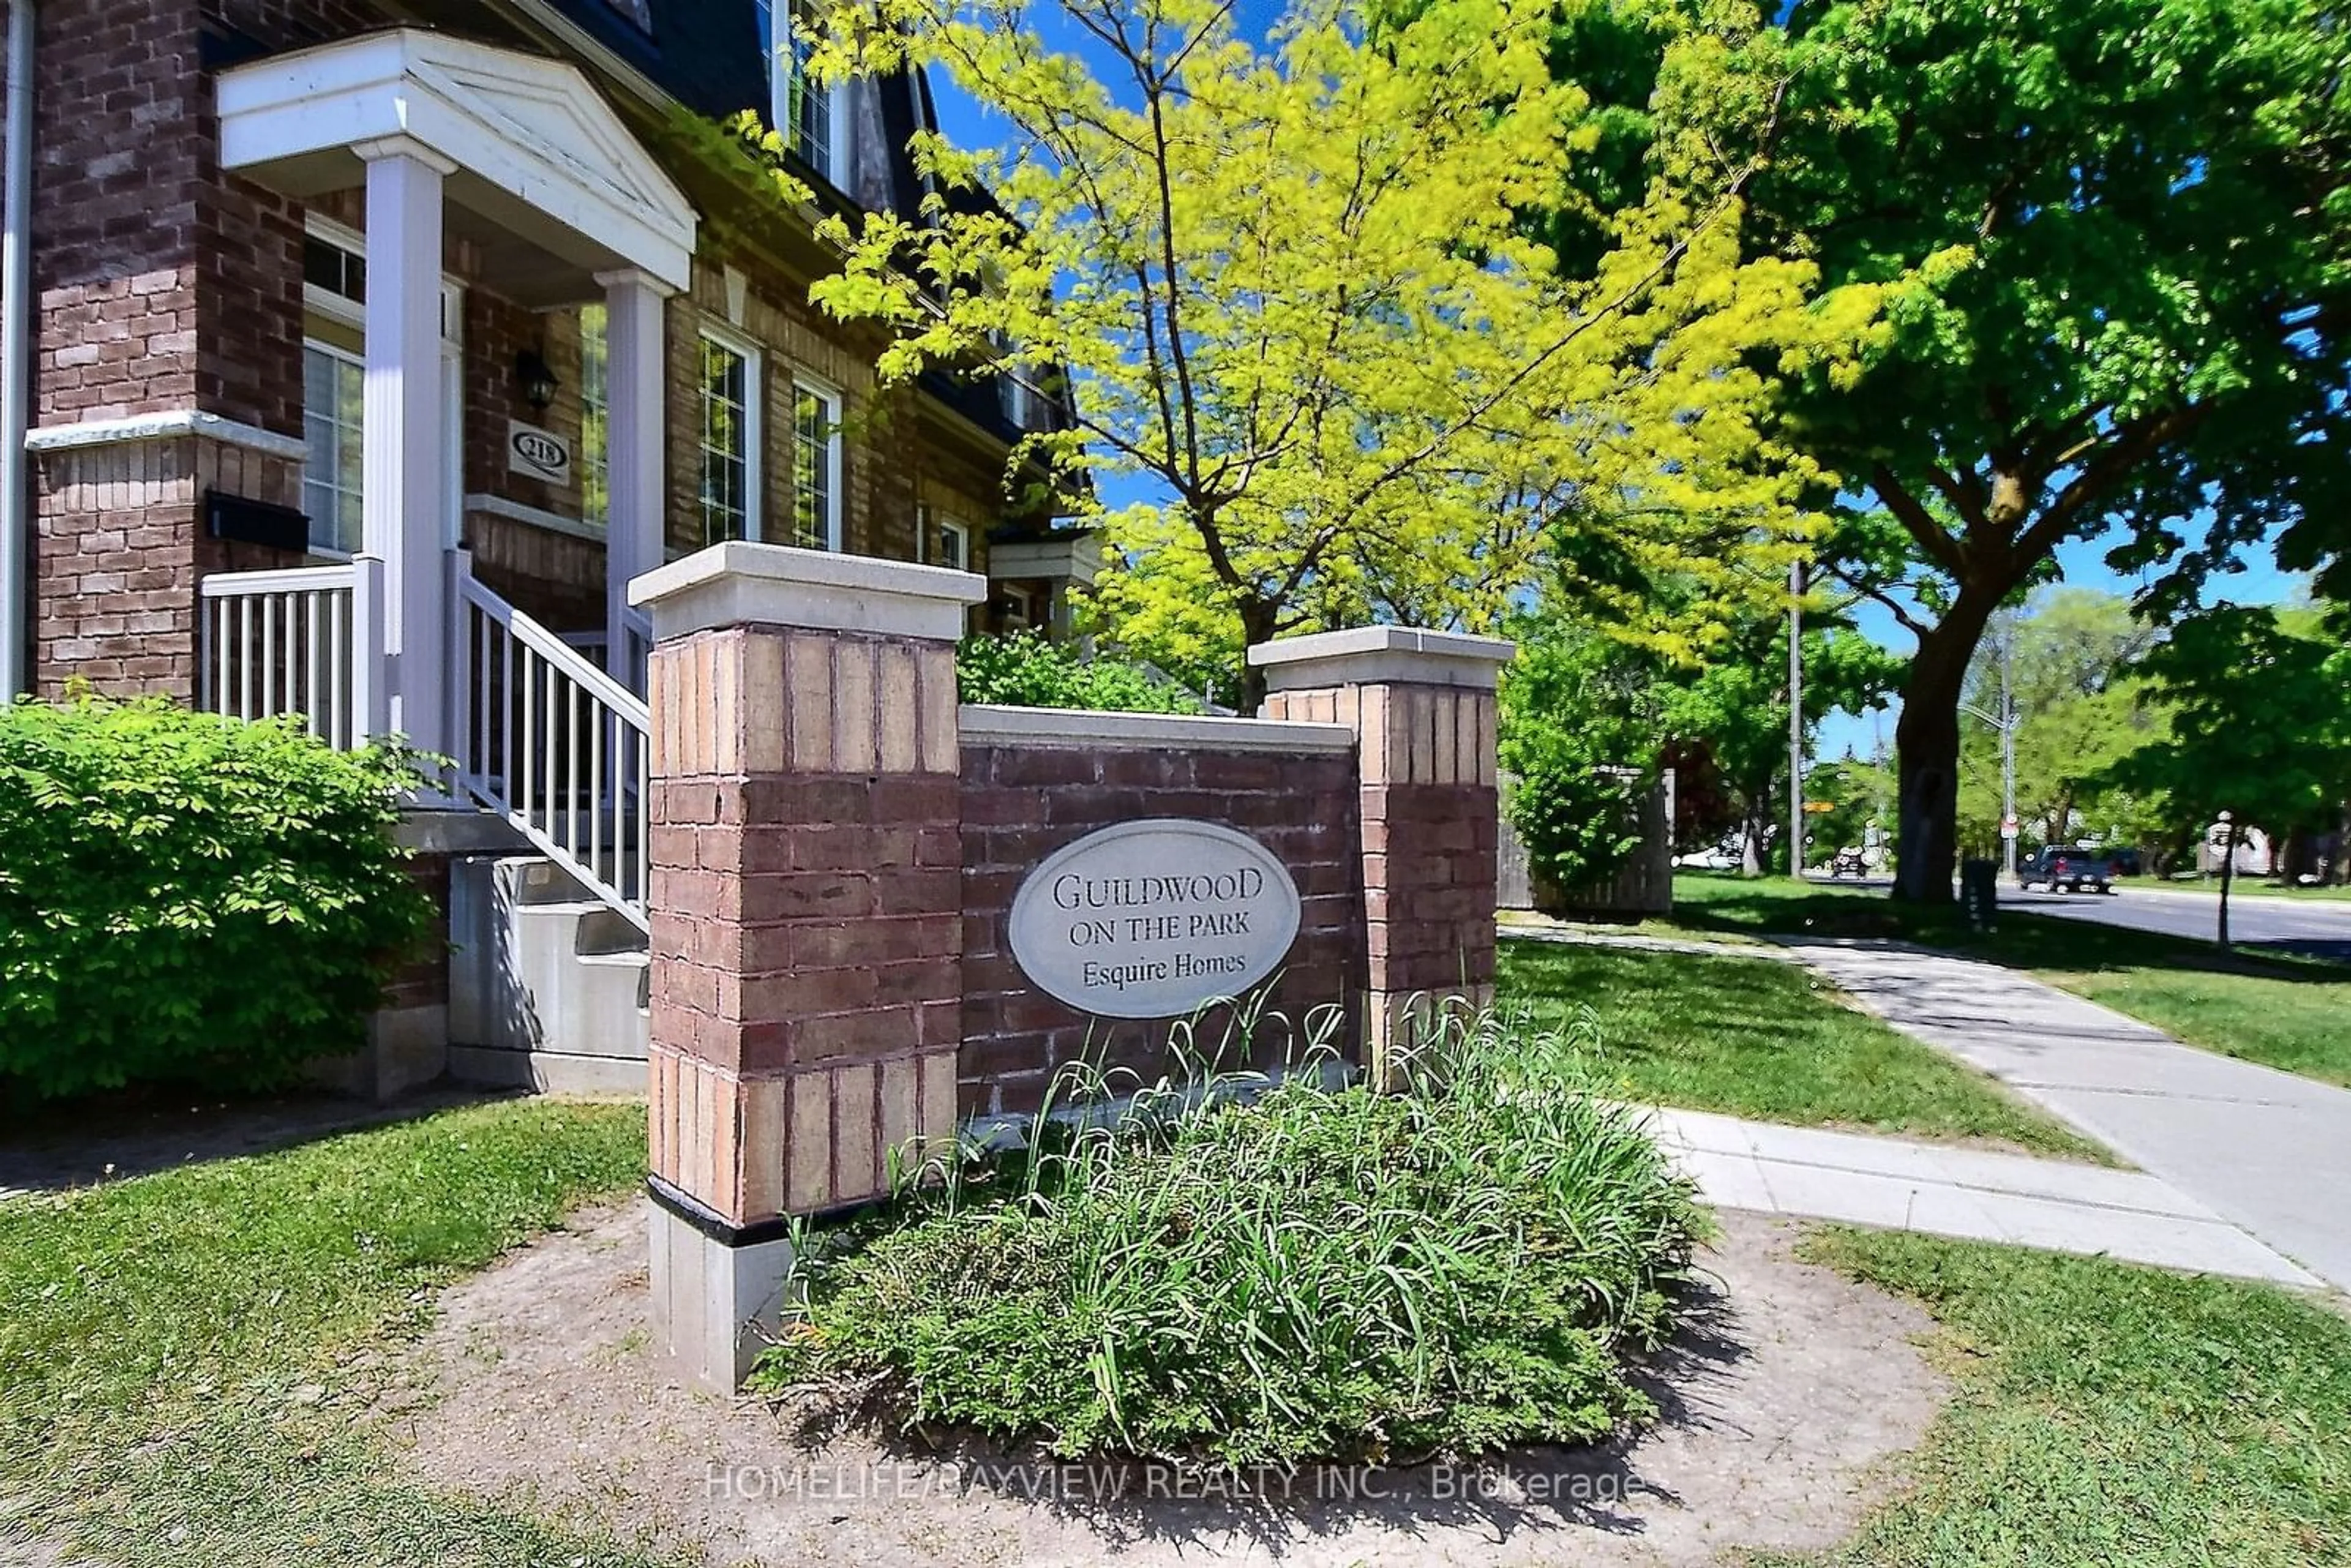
(533, 0, 770, 122)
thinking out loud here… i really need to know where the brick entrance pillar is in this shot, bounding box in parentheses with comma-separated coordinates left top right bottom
(628, 541, 985, 1389)
(1250, 629, 1514, 1089)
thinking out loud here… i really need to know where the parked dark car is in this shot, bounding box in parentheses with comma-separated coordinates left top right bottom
(2022, 846, 2118, 893)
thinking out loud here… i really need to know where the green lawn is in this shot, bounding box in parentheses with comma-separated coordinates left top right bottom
(6, 1076, 2345, 1566)
(1665, 874, 2351, 1089)
(1766, 1228, 2351, 1567)
(0, 1097, 666, 1567)
(1496, 936, 2110, 1160)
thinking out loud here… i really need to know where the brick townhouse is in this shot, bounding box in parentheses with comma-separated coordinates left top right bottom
(0, 0, 1117, 1092)
(0, 0, 1098, 722)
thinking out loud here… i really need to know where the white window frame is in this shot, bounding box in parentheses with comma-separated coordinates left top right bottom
(298, 217, 464, 559)
(301, 216, 463, 347)
(931, 512, 970, 572)
(757, 0, 847, 184)
(790, 374, 844, 553)
(699, 324, 763, 546)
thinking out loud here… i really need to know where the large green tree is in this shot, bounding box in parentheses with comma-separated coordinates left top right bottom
(1556, 0, 2351, 901)
(2104, 605, 2351, 939)
(779, 0, 1880, 703)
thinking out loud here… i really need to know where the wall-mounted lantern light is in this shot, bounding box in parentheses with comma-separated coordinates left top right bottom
(514, 347, 559, 412)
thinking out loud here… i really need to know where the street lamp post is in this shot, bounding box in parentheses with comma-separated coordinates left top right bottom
(2215, 809, 2237, 953)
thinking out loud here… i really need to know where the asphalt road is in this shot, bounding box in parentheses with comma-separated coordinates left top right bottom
(2007, 883, 2351, 962)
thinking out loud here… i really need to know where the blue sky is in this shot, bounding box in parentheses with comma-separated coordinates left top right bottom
(921, 15, 2311, 752)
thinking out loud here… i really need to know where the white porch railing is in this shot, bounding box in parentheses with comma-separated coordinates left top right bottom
(557, 607, 653, 691)
(198, 557, 387, 749)
(448, 551, 651, 931)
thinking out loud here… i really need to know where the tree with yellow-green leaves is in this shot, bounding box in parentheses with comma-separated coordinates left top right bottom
(766, 0, 1888, 700)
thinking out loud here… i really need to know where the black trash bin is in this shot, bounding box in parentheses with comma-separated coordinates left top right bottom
(1960, 858, 1999, 932)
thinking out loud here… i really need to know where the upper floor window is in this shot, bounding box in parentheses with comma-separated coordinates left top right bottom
(757, 0, 838, 179)
(791, 380, 842, 552)
(579, 303, 610, 535)
(700, 331, 761, 546)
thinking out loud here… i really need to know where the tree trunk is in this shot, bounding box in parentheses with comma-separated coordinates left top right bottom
(1234, 598, 1280, 713)
(2278, 826, 2310, 887)
(1892, 598, 1996, 903)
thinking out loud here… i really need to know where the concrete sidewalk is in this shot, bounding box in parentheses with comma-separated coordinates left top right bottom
(1780, 938, 2351, 1294)
(1646, 1105, 2319, 1288)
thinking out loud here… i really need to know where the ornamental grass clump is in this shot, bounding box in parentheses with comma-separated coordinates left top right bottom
(752, 1001, 1706, 1467)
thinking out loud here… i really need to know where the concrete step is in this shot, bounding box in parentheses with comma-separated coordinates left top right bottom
(449, 855, 651, 1088)
(576, 904, 647, 958)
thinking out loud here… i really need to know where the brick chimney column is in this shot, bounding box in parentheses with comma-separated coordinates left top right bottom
(628, 541, 986, 1390)
(1250, 628, 1515, 1089)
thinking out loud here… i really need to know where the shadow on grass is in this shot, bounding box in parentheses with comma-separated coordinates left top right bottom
(0, 1082, 512, 1196)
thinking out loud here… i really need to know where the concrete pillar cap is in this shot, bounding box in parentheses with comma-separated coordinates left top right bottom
(629, 540, 988, 642)
(1248, 626, 1516, 692)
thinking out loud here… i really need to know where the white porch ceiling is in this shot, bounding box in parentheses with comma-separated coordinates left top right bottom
(217, 27, 697, 302)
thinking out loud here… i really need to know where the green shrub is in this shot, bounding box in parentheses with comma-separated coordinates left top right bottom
(956, 629, 1202, 714)
(1505, 748, 1648, 893)
(753, 1007, 1705, 1466)
(0, 695, 434, 1103)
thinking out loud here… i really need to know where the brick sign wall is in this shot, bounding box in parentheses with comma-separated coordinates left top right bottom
(957, 724, 1365, 1119)
(628, 542, 1510, 1390)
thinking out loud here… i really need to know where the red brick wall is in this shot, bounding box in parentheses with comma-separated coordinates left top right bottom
(646, 624, 966, 1225)
(957, 743, 1365, 1117)
(193, 4, 392, 430)
(30, 0, 203, 424)
(379, 848, 452, 1014)
(1363, 781, 1501, 995)
(31, 436, 306, 697)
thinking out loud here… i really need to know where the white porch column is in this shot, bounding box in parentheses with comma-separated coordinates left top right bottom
(597, 268, 670, 688)
(358, 138, 456, 753)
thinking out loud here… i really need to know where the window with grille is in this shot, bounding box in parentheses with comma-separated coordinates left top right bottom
(700, 333, 760, 546)
(757, 0, 838, 177)
(301, 342, 365, 555)
(791, 381, 841, 551)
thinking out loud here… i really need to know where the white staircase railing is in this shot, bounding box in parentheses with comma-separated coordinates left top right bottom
(198, 557, 387, 748)
(448, 550, 651, 931)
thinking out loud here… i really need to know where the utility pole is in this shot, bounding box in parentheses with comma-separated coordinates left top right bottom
(1788, 557, 1804, 880)
(2000, 617, 2017, 881)
(1964, 612, 2023, 881)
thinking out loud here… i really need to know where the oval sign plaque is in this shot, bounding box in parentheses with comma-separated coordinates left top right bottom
(1007, 819, 1304, 1019)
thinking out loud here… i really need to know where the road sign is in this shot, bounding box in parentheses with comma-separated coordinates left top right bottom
(2001, 816, 2020, 839)
(1804, 800, 1836, 814)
